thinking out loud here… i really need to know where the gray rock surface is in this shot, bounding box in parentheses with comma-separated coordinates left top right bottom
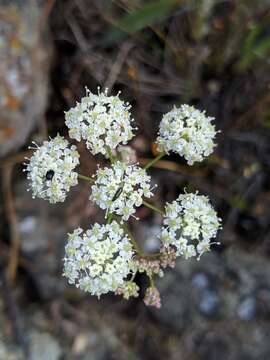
(0, 0, 49, 157)
(28, 331, 62, 360)
(16, 180, 67, 300)
(151, 247, 270, 359)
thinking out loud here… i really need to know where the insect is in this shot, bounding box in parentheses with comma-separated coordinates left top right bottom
(111, 170, 126, 201)
(45, 170, 55, 181)
(112, 186, 124, 201)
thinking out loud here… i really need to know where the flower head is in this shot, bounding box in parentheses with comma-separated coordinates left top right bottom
(157, 104, 217, 165)
(65, 87, 135, 156)
(63, 221, 134, 297)
(144, 286, 161, 309)
(25, 135, 79, 203)
(160, 192, 221, 260)
(90, 161, 154, 221)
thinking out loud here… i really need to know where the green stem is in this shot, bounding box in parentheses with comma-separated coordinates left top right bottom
(131, 270, 137, 282)
(149, 276, 155, 287)
(116, 219, 142, 255)
(106, 146, 116, 164)
(78, 173, 94, 183)
(143, 200, 164, 215)
(113, 216, 161, 258)
(141, 252, 161, 259)
(120, 223, 143, 256)
(143, 152, 165, 170)
(107, 212, 113, 224)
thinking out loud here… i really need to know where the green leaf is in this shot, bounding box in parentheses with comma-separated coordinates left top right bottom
(237, 23, 270, 71)
(105, 0, 179, 44)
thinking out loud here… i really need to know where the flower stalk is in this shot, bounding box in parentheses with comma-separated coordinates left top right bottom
(143, 152, 165, 170)
(78, 173, 94, 183)
(143, 200, 164, 215)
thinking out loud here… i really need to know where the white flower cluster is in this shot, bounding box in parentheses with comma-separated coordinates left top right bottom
(90, 161, 154, 221)
(161, 192, 221, 259)
(25, 86, 222, 304)
(65, 88, 135, 156)
(63, 221, 134, 297)
(157, 104, 217, 165)
(25, 135, 79, 203)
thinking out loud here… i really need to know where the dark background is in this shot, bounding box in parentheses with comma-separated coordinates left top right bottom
(1, 0, 270, 359)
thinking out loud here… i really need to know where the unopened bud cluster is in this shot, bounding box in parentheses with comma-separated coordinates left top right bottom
(25, 87, 221, 308)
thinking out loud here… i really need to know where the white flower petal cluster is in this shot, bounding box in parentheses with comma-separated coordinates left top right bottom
(90, 161, 154, 221)
(157, 104, 217, 165)
(25, 135, 79, 203)
(65, 88, 135, 156)
(63, 221, 134, 297)
(161, 192, 221, 259)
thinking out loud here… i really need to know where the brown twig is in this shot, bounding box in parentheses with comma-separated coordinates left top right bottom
(0, 150, 32, 168)
(0, 242, 36, 272)
(38, 0, 56, 34)
(0, 266, 30, 358)
(2, 164, 20, 282)
(104, 41, 134, 92)
(139, 157, 206, 177)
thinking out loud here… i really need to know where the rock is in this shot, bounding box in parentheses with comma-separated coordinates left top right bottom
(0, 298, 24, 360)
(71, 328, 136, 360)
(16, 180, 67, 300)
(72, 332, 109, 360)
(0, 0, 49, 157)
(198, 290, 219, 316)
(0, 342, 24, 360)
(29, 331, 62, 360)
(237, 296, 256, 320)
(140, 223, 161, 253)
(151, 247, 270, 359)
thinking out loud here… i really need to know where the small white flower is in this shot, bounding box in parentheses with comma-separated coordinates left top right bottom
(157, 104, 218, 165)
(90, 161, 155, 221)
(63, 221, 134, 297)
(24, 135, 79, 203)
(160, 192, 221, 259)
(65, 87, 136, 156)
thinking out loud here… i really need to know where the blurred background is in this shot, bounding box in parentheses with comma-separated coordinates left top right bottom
(1, 0, 270, 359)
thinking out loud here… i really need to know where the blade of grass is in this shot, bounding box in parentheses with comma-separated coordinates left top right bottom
(105, 0, 180, 44)
(237, 23, 270, 71)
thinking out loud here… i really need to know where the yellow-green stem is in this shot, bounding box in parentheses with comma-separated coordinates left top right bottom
(78, 173, 94, 183)
(143, 152, 165, 170)
(113, 216, 161, 258)
(121, 222, 142, 255)
(107, 212, 113, 224)
(149, 276, 155, 287)
(143, 200, 164, 215)
(106, 146, 116, 164)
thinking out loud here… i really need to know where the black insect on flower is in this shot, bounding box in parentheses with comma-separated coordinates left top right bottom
(46, 170, 55, 181)
(111, 171, 125, 201)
